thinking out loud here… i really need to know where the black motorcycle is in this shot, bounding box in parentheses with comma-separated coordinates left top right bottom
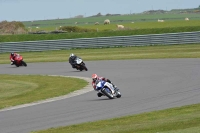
(74, 57, 88, 71)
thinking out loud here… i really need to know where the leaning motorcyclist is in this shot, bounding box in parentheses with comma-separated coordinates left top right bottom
(10, 52, 19, 65)
(91, 73, 118, 97)
(69, 53, 78, 68)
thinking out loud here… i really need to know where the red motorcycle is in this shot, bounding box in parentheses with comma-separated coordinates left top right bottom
(14, 54, 27, 67)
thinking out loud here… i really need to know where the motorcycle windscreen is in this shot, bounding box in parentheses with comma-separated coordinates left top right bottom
(75, 58, 82, 64)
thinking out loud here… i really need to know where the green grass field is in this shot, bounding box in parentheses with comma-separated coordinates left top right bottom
(25, 20, 200, 32)
(23, 13, 200, 29)
(0, 75, 87, 109)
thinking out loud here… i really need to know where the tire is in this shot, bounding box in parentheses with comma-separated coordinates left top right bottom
(13, 61, 19, 67)
(82, 65, 88, 71)
(84, 66, 88, 71)
(102, 88, 114, 99)
(21, 61, 27, 67)
(116, 94, 121, 98)
(116, 91, 121, 98)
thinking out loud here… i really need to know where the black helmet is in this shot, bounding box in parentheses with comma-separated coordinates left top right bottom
(11, 53, 14, 56)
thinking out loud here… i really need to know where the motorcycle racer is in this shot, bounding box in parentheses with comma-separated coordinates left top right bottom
(92, 74, 118, 97)
(69, 53, 78, 69)
(10, 52, 19, 65)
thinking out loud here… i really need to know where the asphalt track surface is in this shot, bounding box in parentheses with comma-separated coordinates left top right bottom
(0, 59, 200, 133)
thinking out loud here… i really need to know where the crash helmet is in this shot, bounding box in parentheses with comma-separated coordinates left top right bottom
(92, 74, 98, 81)
(11, 52, 14, 56)
(70, 53, 74, 57)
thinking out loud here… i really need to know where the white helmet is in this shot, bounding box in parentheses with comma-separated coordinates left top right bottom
(70, 53, 74, 57)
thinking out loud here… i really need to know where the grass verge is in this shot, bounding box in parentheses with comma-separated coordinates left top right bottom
(0, 75, 87, 109)
(32, 103, 200, 133)
(1, 44, 200, 64)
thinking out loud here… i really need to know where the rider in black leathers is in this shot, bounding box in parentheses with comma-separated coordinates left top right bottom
(69, 53, 78, 68)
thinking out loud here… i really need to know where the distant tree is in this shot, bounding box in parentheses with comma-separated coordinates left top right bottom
(96, 13, 102, 16)
(89, 13, 102, 17)
(106, 13, 111, 16)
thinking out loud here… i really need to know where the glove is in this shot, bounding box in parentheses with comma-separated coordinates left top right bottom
(107, 79, 111, 83)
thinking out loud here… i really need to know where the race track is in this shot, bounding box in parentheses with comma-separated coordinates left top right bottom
(0, 59, 200, 133)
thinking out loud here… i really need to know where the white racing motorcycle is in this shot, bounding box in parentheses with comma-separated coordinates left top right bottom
(95, 80, 121, 99)
(74, 57, 88, 71)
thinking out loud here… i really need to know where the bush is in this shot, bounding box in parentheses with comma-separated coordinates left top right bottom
(59, 26, 96, 32)
(0, 21, 27, 34)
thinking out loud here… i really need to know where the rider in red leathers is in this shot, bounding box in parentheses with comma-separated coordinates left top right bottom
(10, 52, 19, 65)
(92, 74, 117, 97)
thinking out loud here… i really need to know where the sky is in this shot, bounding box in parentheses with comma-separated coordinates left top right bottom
(0, 0, 199, 21)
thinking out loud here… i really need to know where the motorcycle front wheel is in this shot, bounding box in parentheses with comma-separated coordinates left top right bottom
(116, 91, 121, 98)
(82, 64, 88, 71)
(79, 64, 88, 71)
(21, 60, 27, 67)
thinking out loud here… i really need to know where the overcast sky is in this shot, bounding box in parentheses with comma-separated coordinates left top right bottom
(0, 0, 199, 21)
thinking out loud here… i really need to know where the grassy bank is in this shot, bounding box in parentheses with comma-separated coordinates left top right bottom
(1, 44, 200, 64)
(0, 75, 87, 109)
(1, 20, 200, 42)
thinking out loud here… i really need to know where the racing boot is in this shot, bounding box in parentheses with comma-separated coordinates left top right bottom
(10, 61, 14, 65)
(97, 92, 103, 97)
